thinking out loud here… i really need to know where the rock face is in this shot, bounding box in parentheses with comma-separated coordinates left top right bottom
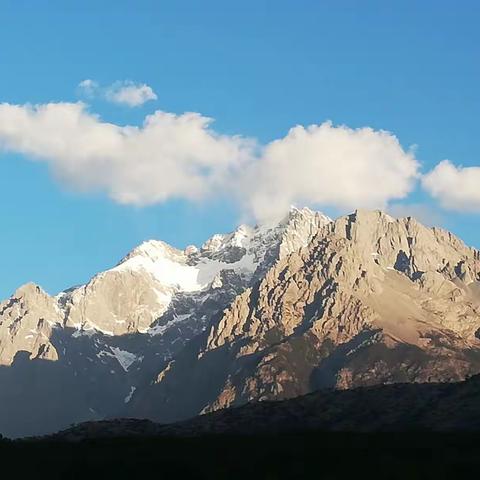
(0, 283, 61, 365)
(126, 210, 480, 423)
(1, 207, 480, 438)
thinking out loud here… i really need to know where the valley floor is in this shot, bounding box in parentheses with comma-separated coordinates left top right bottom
(1, 432, 479, 479)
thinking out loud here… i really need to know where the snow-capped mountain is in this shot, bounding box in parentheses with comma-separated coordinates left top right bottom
(2, 207, 480, 439)
(0, 207, 330, 437)
(55, 206, 330, 337)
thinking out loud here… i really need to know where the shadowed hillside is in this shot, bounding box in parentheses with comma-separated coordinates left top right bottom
(0, 375, 477, 478)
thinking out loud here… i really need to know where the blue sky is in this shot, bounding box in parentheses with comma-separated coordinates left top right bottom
(0, 0, 479, 298)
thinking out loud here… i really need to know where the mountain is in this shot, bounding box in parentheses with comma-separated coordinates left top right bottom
(0, 207, 330, 437)
(1, 207, 479, 438)
(125, 209, 480, 423)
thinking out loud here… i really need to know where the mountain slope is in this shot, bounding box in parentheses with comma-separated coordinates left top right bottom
(48, 372, 480, 441)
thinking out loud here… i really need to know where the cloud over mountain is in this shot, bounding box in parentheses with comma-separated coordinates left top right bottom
(240, 122, 419, 221)
(0, 102, 251, 205)
(0, 101, 421, 220)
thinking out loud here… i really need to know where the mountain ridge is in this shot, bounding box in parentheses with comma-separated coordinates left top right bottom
(1, 207, 479, 438)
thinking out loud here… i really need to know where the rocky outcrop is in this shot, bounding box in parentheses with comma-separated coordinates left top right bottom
(0, 283, 61, 365)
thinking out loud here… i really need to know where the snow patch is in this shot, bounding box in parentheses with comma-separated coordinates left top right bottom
(115, 243, 258, 294)
(111, 347, 139, 371)
(97, 347, 140, 371)
(72, 328, 94, 338)
(124, 386, 136, 403)
(148, 314, 192, 336)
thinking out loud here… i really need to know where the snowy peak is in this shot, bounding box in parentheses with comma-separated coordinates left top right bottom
(114, 241, 201, 292)
(200, 224, 255, 255)
(118, 240, 184, 266)
(277, 206, 332, 253)
(115, 207, 332, 293)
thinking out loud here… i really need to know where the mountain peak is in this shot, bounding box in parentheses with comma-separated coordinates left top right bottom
(13, 282, 46, 299)
(119, 239, 182, 265)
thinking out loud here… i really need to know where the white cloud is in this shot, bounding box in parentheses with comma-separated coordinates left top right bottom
(0, 102, 252, 205)
(77, 80, 157, 107)
(422, 160, 480, 212)
(0, 103, 420, 219)
(239, 122, 419, 221)
(105, 81, 157, 107)
(77, 79, 99, 98)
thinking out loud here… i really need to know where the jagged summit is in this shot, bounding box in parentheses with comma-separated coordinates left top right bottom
(13, 282, 46, 299)
(332, 209, 479, 283)
(118, 239, 179, 264)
